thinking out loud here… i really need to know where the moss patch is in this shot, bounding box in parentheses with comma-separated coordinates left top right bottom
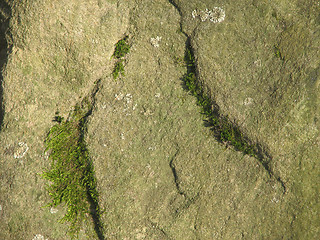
(42, 84, 104, 239)
(181, 38, 286, 192)
(112, 59, 125, 80)
(112, 36, 130, 80)
(112, 36, 130, 59)
(182, 40, 256, 156)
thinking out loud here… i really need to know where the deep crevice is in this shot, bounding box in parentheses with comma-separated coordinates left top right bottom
(45, 79, 105, 239)
(169, 148, 185, 196)
(87, 191, 105, 240)
(80, 79, 105, 240)
(169, 148, 201, 215)
(0, 1, 12, 132)
(168, 0, 286, 193)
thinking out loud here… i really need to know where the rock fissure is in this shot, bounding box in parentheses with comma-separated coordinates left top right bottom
(169, 148, 184, 196)
(80, 79, 105, 240)
(0, 1, 318, 238)
(169, 147, 200, 214)
(0, 0, 11, 132)
(43, 79, 105, 239)
(168, 0, 286, 194)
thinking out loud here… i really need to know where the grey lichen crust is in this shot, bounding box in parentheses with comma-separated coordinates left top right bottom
(192, 7, 225, 23)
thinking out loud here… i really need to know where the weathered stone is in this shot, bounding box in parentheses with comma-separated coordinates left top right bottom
(0, 0, 319, 239)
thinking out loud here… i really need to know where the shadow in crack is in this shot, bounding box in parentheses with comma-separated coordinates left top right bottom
(0, 1, 12, 132)
(178, 30, 287, 194)
(87, 192, 105, 240)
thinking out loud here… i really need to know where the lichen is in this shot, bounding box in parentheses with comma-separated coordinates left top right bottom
(192, 7, 225, 23)
(13, 142, 29, 159)
(150, 36, 162, 47)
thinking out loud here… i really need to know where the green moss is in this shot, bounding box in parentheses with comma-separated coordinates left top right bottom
(182, 42, 256, 157)
(111, 36, 130, 80)
(112, 36, 130, 59)
(42, 98, 103, 239)
(112, 60, 125, 79)
(274, 44, 285, 61)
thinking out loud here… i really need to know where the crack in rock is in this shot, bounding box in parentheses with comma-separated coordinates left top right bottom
(0, 0, 12, 132)
(169, 148, 185, 196)
(169, 147, 200, 215)
(168, 0, 286, 194)
(82, 79, 105, 240)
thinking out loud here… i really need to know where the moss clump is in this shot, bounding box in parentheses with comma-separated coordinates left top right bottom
(274, 44, 285, 61)
(112, 60, 125, 80)
(182, 40, 286, 190)
(42, 97, 103, 239)
(183, 42, 256, 157)
(112, 36, 130, 59)
(112, 36, 130, 80)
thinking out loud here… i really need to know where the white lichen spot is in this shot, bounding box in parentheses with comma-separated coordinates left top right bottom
(43, 151, 49, 160)
(50, 207, 58, 214)
(150, 36, 162, 48)
(271, 196, 279, 203)
(192, 9, 197, 18)
(192, 7, 225, 23)
(209, 7, 226, 23)
(199, 9, 210, 22)
(115, 93, 124, 101)
(13, 142, 29, 159)
(145, 164, 155, 178)
(143, 109, 154, 116)
(32, 234, 48, 240)
(148, 145, 156, 151)
(132, 103, 137, 111)
(115, 92, 136, 115)
(101, 103, 107, 109)
(120, 132, 125, 140)
(155, 93, 161, 98)
(125, 93, 132, 104)
(243, 97, 254, 106)
(254, 59, 262, 67)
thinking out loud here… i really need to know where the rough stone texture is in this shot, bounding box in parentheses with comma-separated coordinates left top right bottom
(0, 0, 319, 239)
(0, 0, 130, 239)
(172, 0, 320, 238)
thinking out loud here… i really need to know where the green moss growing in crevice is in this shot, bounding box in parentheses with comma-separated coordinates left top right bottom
(112, 60, 125, 80)
(181, 39, 286, 192)
(169, 0, 286, 194)
(182, 39, 256, 157)
(42, 82, 104, 239)
(112, 36, 130, 59)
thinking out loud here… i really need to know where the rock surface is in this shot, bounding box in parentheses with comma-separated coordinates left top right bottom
(0, 0, 319, 239)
